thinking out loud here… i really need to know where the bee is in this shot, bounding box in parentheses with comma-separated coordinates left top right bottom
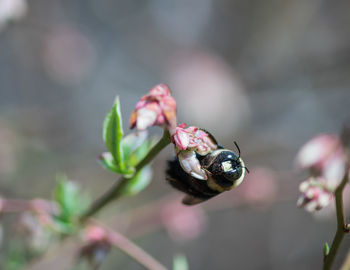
(166, 130, 248, 205)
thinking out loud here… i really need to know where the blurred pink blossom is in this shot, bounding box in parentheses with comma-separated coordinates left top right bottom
(296, 134, 347, 210)
(81, 225, 111, 267)
(83, 225, 109, 243)
(297, 178, 333, 212)
(240, 167, 278, 205)
(296, 134, 342, 171)
(160, 200, 207, 242)
(130, 84, 177, 131)
(18, 212, 52, 251)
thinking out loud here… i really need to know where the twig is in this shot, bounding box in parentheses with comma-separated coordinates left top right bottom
(340, 250, 350, 270)
(323, 166, 349, 270)
(80, 130, 171, 222)
(0, 198, 56, 213)
(104, 225, 168, 270)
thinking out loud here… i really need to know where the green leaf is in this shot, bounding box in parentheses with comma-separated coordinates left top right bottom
(122, 166, 152, 196)
(103, 96, 125, 170)
(126, 137, 158, 167)
(121, 131, 148, 162)
(324, 242, 330, 257)
(99, 152, 120, 172)
(53, 175, 90, 225)
(173, 254, 189, 270)
(99, 152, 135, 176)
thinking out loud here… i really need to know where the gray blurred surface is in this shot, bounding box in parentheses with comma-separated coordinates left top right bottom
(1, 0, 350, 269)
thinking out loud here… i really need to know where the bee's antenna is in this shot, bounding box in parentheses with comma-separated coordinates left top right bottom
(234, 141, 241, 159)
(243, 166, 250, 174)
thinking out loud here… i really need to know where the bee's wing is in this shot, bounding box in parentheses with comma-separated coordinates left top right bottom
(182, 191, 221, 205)
(182, 195, 209, 205)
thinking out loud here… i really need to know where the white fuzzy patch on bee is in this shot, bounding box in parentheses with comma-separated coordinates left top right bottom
(221, 161, 233, 172)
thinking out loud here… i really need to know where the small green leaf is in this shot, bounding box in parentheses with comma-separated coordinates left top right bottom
(126, 137, 158, 167)
(173, 254, 189, 270)
(103, 96, 125, 170)
(121, 131, 148, 162)
(324, 242, 330, 257)
(122, 166, 152, 196)
(53, 175, 90, 226)
(99, 152, 120, 172)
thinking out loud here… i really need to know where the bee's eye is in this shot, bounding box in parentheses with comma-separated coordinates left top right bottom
(221, 161, 243, 182)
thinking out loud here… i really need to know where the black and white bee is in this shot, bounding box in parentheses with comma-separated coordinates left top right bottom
(166, 130, 248, 205)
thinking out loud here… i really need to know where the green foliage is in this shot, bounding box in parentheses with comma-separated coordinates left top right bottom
(101, 98, 157, 195)
(103, 97, 125, 172)
(52, 175, 90, 234)
(122, 166, 152, 196)
(173, 254, 189, 270)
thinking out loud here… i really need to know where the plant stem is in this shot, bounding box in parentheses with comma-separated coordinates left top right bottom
(80, 130, 171, 221)
(106, 226, 168, 270)
(323, 168, 349, 270)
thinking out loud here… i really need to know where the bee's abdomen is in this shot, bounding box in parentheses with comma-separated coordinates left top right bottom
(166, 158, 219, 200)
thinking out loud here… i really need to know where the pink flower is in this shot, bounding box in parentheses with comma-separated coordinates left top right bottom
(296, 134, 341, 171)
(297, 178, 333, 212)
(172, 123, 217, 155)
(296, 133, 347, 193)
(83, 225, 109, 243)
(80, 225, 111, 267)
(130, 84, 177, 131)
(171, 123, 218, 180)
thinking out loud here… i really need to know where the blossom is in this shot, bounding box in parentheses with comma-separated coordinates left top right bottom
(171, 123, 218, 180)
(296, 134, 341, 171)
(296, 134, 347, 192)
(80, 225, 111, 267)
(297, 178, 333, 212)
(129, 84, 177, 131)
(172, 123, 217, 155)
(296, 133, 348, 212)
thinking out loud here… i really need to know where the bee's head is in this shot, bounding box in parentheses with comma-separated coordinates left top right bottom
(201, 146, 247, 191)
(217, 152, 244, 182)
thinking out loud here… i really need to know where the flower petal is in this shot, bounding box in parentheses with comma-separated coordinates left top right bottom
(177, 150, 207, 180)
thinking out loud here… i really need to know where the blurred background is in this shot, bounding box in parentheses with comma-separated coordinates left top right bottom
(1, 0, 350, 269)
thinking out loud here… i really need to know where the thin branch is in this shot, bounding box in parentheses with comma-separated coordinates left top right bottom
(323, 166, 349, 270)
(80, 130, 171, 222)
(105, 226, 168, 270)
(340, 250, 350, 270)
(0, 198, 56, 214)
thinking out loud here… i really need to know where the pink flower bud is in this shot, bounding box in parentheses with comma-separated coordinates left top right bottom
(81, 225, 111, 267)
(297, 178, 333, 212)
(172, 123, 217, 156)
(130, 84, 177, 131)
(171, 124, 218, 180)
(296, 134, 341, 171)
(296, 133, 348, 196)
(83, 225, 109, 243)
